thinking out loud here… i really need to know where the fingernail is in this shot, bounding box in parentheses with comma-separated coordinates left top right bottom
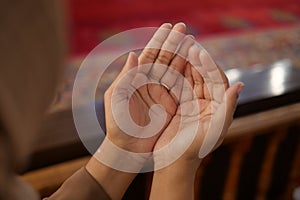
(161, 23, 172, 28)
(177, 22, 186, 27)
(186, 34, 195, 39)
(128, 51, 135, 58)
(237, 82, 245, 95)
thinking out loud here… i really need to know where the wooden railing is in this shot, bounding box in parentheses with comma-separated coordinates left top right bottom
(22, 102, 300, 199)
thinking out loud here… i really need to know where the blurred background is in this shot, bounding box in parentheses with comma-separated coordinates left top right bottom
(55, 0, 300, 110)
(68, 0, 300, 55)
(19, 0, 300, 199)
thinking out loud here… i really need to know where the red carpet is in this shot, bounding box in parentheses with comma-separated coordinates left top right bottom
(68, 0, 300, 55)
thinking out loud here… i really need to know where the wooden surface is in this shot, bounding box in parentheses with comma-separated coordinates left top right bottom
(226, 102, 300, 142)
(23, 102, 300, 198)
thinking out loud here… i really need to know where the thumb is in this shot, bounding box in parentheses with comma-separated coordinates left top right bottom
(117, 52, 138, 80)
(225, 82, 244, 121)
(203, 82, 244, 156)
(111, 52, 138, 88)
(124, 52, 138, 71)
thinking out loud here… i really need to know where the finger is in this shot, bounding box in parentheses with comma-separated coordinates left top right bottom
(138, 23, 172, 74)
(188, 45, 211, 100)
(180, 63, 194, 103)
(169, 75, 184, 105)
(188, 45, 209, 78)
(112, 52, 138, 86)
(110, 52, 138, 89)
(148, 23, 186, 81)
(200, 50, 229, 103)
(191, 66, 204, 99)
(160, 35, 195, 89)
(198, 82, 244, 159)
(200, 50, 229, 87)
(184, 62, 194, 89)
(224, 82, 244, 124)
(170, 35, 195, 73)
(210, 83, 244, 151)
(209, 82, 244, 150)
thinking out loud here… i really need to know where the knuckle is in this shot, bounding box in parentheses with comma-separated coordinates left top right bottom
(141, 50, 157, 63)
(165, 38, 178, 49)
(157, 53, 171, 64)
(169, 61, 184, 72)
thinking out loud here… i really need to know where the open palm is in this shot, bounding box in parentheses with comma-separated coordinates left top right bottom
(153, 45, 242, 167)
(104, 23, 194, 153)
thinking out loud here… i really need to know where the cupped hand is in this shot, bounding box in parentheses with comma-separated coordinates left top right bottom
(104, 23, 195, 153)
(153, 44, 244, 167)
(87, 23, 195, 200)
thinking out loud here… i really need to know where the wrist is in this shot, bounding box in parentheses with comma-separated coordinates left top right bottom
(95, 137, 150, 173)
(86, 137, 151, 200)
(154, 153, 202, 174)
(156, 158, 202, 176)
(86, 156, 136, 200)
(150, 159, 202, 200)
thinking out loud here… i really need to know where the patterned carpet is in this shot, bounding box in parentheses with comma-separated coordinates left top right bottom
(68, 0, 300, 55)
(50, 24, 300, 112)
(200, 25, 300, 70)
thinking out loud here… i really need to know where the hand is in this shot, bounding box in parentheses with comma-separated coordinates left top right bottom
(87, 22, 195, 200)
(149, 44, 244, 200)
(103, 22, 193, 153)
(154, 45, 244, 166)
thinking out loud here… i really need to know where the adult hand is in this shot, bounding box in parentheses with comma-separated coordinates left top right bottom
(87, 22, 195, 200)
(154, 45, 244, 166)
(150, 44, 244, 200)
(103, 22, 193, 153)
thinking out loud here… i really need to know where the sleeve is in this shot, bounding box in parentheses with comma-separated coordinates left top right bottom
(45, 168, 111, 200)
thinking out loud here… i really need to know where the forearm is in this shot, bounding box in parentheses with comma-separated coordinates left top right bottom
(85, 136, 150, 200)
(47, 167, 111, 200)
(149, 160, 201, 200)
(86, 157, 136, 200)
